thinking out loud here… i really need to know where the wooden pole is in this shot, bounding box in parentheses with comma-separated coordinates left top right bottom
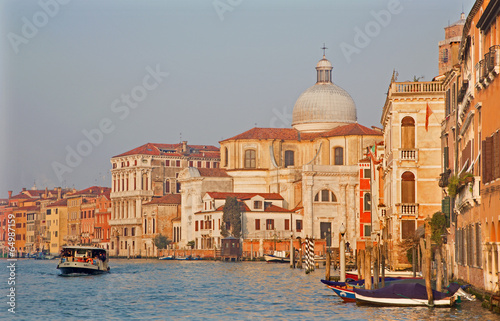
(297, 239, 303, 269)
(419, 238, 426, 279)
(436, 246, 443, 292)
(381, 243, 385, 288)
(325, 251, 331, 281)
(358, 250, 365, 281)
(373, 244, 379, 289)
(425, 222, 433, 306)
(365, 248, 372, 290)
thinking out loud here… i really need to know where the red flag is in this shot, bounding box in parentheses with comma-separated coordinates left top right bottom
(425, 103, 433, 131)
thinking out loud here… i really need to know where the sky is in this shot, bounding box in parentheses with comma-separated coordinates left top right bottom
(0, 0, 474, 198)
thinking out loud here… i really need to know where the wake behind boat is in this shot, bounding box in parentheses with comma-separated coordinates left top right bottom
(57, 246, 110, 275)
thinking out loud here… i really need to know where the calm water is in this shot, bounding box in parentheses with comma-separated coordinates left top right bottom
(1, 258, 498, 320)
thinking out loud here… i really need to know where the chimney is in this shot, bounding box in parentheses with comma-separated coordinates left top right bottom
(8, 191, 12, 198)
(44, 187, 48, 199)
(57, 187, 61, 200)
(182, 141, 188, 153)
(22, 188, 26, 191)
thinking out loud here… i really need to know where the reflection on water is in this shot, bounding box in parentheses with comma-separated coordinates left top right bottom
(4, 259, 499, 320)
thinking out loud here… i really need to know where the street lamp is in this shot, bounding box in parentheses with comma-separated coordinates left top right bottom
(339, 223, 346, 282)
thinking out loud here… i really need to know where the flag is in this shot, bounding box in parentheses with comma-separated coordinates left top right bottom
(425, 103, 433, 131)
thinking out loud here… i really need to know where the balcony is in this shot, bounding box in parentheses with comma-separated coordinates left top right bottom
(457, 80, 469, 103)
(476, 60, 486, 89)
(486, 45, 500, 76)
(396, 203, 419, 218)
(455, 176, 481, 214)
(400, 149, 418, 162)
(392, 81, 443, 93)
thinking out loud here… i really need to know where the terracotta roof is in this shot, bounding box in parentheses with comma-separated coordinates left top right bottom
(113, 142, 220, 158)
(221, 124, 381, 142)
(205, 192, 283, 200)
(68, 186, 111, 197)
(196, 203, 290, 213)
(318, 123, 382, 137)
(143, 194, 181, 205)
(10, 193, 31, 200)
(47, 199, 68, 207)
(264, 204, 292, 212)
(197, 168, 230, 177)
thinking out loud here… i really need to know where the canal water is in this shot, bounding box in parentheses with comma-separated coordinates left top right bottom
(1, 258, 498, 320)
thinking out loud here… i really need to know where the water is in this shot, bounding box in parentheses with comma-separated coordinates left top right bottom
(1, 259, 498, 320)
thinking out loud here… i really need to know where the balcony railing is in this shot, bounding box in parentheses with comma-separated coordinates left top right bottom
(455, 176, 481, 214)
(400, 149, 417, 161)
(396, 203, 419, 217)
(486, 45, 500, 75)
(392, 81, 443, 93)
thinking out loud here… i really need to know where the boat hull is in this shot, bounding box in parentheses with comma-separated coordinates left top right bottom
(57, 262, 109, 275)
(263, 254, 290, 263)
(354, 292, 454, 307)
(329, 286, 356, 302)
(353, 283, 456, 307)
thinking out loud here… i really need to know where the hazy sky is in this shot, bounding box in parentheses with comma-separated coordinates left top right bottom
(0, 0, 474, 198)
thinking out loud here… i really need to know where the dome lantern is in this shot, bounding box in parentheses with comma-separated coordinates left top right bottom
(292, 49, 357, 133)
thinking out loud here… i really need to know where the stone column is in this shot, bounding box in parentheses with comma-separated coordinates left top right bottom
(303, 172, 315, 238)
(348, 183, 357, 247)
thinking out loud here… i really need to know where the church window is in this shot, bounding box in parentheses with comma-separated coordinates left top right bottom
(364, 193, 371, 211)
(245, 149, 256, 168)
(401, 171, 415, 203)
(334, 147, 344, 165)
(401, 117, 415, 149)
(224, 147, 228, 167)
(314, 189, 337, 202)
(284, 150, 295, 167)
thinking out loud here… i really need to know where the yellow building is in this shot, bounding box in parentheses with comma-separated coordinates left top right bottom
(380, 76, 445, 269)
(46, 199, 68, 255)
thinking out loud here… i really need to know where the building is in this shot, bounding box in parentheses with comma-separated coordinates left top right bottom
(109, 142, 220, 256)
(46, 198, 68, 255)
(216, 54, 383, 252)
(66, 187, 111, 246)
(380, 74, 445, 269)
(439, 0, 500, 292)
(94, 192, 112, 250)
(141, 194, 181, 257)
(439, 12, 466, 76)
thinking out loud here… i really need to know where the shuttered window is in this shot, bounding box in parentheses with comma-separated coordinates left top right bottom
(401, 220, 415, 239)
(475, 223, 482, 267)
(401, 171, 415, 203)
(255, 219, 260, 231)
(401, 117, 415, 149)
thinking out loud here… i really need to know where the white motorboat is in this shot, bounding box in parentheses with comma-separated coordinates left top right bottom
(57, 246, 110, 275)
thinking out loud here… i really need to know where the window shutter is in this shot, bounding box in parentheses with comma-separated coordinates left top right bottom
(494, 131, 500, 180)
(485, 136, 494, 183)
(444, 146, 449, 170)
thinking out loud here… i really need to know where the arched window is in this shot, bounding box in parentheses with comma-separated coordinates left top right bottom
(224, 147, 228, 167)
(401, 117, 415, 149)
(314, 189, 337, 202)
(401, 171, 415, 203)
(244, 149, 256, 168)
(334, 147, 344, 165)
(364, 193, 371, 211)
(284, 150, 294, 167)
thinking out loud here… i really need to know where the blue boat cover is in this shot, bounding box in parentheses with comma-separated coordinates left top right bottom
(354, 283, 449, 300)
(320, 277, 405, 288)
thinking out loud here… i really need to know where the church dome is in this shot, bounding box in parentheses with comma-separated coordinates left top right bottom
(292, 55, 357, 133)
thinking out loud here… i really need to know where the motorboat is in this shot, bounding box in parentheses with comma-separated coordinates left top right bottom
(57, 246, 110, 275)
(264, 251, 290, 263)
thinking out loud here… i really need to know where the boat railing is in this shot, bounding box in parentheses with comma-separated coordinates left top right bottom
(60, 256, 101, 265)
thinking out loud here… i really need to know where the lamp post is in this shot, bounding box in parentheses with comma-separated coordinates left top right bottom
(290, 232, 294, 268)
(339, 223, 346, 282)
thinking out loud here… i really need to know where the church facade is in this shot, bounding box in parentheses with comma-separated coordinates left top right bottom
(179, 54, 383, 252)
